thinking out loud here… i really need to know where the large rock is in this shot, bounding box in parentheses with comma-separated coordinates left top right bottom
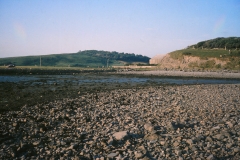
(107, 152, 118, 158)
(144, 134, 159, 141)
(144, 123, 154, 132)
(113, 131, 129, 140)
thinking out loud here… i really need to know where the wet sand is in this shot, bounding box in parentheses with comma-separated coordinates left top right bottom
(1, 72, 239, 112)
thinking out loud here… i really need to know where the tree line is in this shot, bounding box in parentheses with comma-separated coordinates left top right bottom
(78, 50, 150, 63)
(188, 37, 240, 50)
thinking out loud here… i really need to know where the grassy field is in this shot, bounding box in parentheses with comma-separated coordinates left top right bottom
(0, 53, 124, 67)
(0, 66, 101, 70)
(169, 49, 240, 59)
(0, 66, 119, 75)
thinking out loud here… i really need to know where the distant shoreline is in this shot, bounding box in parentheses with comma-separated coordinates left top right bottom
(118, 70, 240, 79)
(1, 67, 240, 79)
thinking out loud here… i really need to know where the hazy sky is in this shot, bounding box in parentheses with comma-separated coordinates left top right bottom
(0, 0, 240, 58)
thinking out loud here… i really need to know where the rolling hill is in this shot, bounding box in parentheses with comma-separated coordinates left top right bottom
(0, 50, 150, 67)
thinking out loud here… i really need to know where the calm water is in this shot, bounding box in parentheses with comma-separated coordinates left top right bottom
(0, 75, 240, 85)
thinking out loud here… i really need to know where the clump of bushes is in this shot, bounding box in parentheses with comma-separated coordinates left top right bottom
(188, 62, 198, 68)
(215, 64, 222, 69)
(169, 51, 184, 60)
(223, 57, 240, 69)
(200, 57, 208, 60)
(199, 60, 216, 69)
(183, 52, 192, 55)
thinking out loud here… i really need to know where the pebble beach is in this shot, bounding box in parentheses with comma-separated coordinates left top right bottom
(1, 83, 240, 159)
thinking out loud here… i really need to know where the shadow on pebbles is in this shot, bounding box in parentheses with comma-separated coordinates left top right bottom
(0, 84, 240, 159)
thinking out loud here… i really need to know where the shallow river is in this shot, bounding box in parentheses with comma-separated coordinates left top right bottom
(1, 74, 240, 85)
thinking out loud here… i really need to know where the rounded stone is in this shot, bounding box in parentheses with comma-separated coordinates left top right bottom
(113, 131, 128, 140)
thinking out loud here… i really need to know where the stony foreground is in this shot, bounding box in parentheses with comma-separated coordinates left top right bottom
(0, 84, 240, 159)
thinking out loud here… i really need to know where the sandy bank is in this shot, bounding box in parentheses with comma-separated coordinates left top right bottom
(121, 70, 240, 79)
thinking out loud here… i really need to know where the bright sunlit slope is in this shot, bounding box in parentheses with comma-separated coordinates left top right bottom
(157, 37, 240, 70)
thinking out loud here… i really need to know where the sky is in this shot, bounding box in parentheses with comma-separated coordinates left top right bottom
(0, 0, 240, 58)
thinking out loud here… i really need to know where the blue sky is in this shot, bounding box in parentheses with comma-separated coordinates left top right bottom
(0, 0, 240, 58)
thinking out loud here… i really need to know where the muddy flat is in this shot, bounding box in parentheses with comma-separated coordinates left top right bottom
(1, 71, 240, 112)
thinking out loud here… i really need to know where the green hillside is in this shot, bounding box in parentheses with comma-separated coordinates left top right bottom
(168, 37, 240, 70)
(0, 50, 150, 67)
(169, 48, 240, 59)
(169, 48, 240, 69)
